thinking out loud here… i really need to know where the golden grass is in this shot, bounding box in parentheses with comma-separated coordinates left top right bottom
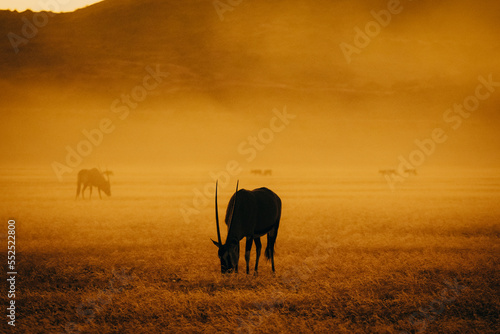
(1, 174, 498, 333)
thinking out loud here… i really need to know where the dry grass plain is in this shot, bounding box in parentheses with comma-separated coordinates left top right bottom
(1, 170, 499, 333)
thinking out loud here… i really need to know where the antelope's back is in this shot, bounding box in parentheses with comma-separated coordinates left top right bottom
(251, 187, 282, 224)
(224, 187, 281, 228)
(77, 169, 89, 182)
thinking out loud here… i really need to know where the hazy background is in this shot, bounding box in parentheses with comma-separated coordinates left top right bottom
(1, 2, 499, 332)
(1, 0, 499, 179)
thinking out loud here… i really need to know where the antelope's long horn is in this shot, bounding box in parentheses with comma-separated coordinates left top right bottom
(215, 180, 222, 245)
(228, 180, 239, 226)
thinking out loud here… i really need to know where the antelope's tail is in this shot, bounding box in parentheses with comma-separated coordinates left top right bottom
(265, 207, 281, 261)
(265, 245, 273, 260)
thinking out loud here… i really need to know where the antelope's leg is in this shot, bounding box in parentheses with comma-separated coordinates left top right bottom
(254, 237, 262, 274)
(89, 186, 93, 199)
(235, 243, 239, 273)
(98, 188, 102, 199)
(82, 185, 88, 199)
(266, 232, 277, 273)
(245, 237, 253, 274)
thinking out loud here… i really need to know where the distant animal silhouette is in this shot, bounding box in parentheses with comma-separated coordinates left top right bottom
(251, 169, 272, 176)
(379, 169, 397, 176)
(379, 168, 417, 177)
(76, 168, 112, 199)
(404, 168, 417, 176)
(212, 181, 282, 275)
(263, 169, 272, 176)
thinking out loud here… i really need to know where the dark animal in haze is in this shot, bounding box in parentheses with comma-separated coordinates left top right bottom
(76, 168, 112, 199)
(379, 168, 417, 177)
(251, 169, 273, 176)
(212, 181, 282, 274)
(404, 168, 417, 176)
(379, 169, 397, 176)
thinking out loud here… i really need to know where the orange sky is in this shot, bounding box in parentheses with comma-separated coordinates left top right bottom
(1, 0, 103, 12)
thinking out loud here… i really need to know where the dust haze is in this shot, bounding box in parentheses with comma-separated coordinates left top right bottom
(1, 0, 499, 177)
(0, 1, 499, 333)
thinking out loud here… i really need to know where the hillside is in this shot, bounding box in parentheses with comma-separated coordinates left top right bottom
(2, 0, 500, 100)
(1, 0, 499, 171)
(1, 0, 345, 98)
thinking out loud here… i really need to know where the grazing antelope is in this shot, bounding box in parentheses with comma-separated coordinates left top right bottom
(76, 168, 112, 199)
(250, 169, 262, 175)
(379, 169, 397, 176)
(251, 169, 273, 176)
(212, 181, 282, 274)
(404, 168, 417, 176)
(262, 169, 272, 176)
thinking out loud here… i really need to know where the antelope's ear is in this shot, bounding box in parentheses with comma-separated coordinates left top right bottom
(211, 239, 221, 248)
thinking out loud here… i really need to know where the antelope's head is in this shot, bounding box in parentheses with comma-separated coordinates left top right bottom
(212, 180, 239, 274)
(102, 182, 111, 196)
(212, 241, 239, 274)
(102, 170, 113, 196)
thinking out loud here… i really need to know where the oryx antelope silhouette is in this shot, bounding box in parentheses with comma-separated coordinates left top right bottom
(212, 181, 282, 274)
(76, 168, 112, 199)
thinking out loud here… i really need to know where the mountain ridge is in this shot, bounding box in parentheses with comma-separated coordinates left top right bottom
(1, 0, 499, 105)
